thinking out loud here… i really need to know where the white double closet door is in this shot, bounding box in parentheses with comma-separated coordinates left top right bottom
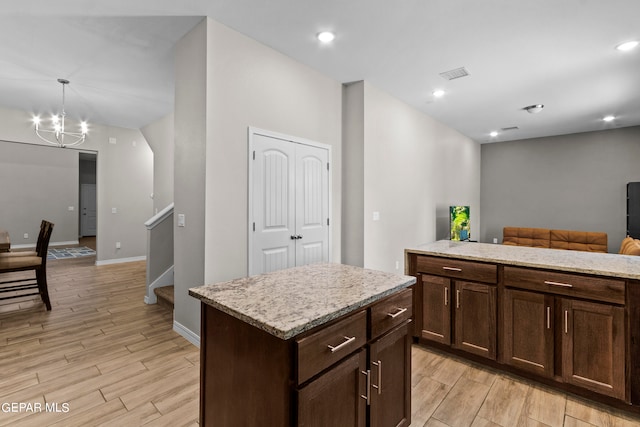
(249, 130, 330, 275)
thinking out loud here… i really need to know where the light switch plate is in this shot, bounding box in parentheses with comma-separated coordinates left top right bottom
(178, 214, 186, 227)
(373, 211, 380, 221)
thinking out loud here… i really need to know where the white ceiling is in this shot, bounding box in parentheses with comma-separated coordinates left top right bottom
(1, 0, 639, 143)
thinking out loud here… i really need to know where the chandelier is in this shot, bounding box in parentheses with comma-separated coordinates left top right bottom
(33, 78, 88, 148)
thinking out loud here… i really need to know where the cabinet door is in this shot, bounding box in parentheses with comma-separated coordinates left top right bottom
(562, 299, 626, 400)
(453, 281, 497, 360)
(503, 289, 554, 377)
(369, 323, 411, 427)
(297, 349, 367, 427)
(420, 275, 451, 345)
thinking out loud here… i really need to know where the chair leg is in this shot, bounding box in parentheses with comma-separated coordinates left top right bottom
(36, 267, 52, 311)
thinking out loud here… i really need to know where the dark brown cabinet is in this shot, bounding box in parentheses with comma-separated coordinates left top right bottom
(503, 288, 554, 377)
(368, 323, 411, 427)
(408, 250, 636, 406)
(453, 281, 497, 360)
(298, 350, 367, 427)
(419, 274, 451, 345)
(413, 257, 497, 361)
(562, 299, 625, 400)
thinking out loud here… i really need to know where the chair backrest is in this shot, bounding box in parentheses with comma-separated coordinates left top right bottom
(34, 220, 47, 254)
(36, 220, 54, 259)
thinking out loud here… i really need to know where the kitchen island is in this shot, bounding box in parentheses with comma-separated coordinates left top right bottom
(189, 263, 416, 426)
(406, 240, 640, 409)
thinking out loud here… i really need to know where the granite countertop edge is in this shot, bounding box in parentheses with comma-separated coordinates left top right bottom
(405, 242, 640, 280)
(189, 266, 416, 340)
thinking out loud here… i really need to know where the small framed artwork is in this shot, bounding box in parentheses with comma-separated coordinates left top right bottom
(450, 206, 470, 241)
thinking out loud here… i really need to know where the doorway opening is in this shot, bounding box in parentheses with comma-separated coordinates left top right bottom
(79, 152, 97, 251)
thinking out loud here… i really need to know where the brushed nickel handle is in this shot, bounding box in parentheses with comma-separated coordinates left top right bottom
(443, 266, 462, 272)
(372, 360, 382, 395)
(564, 310, 569, 334)
(387, 307, 408, 318)
(360, 370, 371, 405)
(544, 280, 573, 288)
(444, 287, 449, 306)
(328, 335, 356, 353)
(546, 307, 551, 329)
(456, 290, 460, 309)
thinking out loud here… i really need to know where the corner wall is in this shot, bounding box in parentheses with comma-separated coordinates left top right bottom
(343, 81, 481, 273)
(141, 112, 175, 213)
(480, 126, 640, 252)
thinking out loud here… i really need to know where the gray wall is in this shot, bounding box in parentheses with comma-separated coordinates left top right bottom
(141, 112, 174, 213)
(480, 126, 640, 252)
(172, 18, 344, 341)
(343, 81, 481, 273)
(173, 18, 207, 339)
(0, 140, 79, 246)
(0, 105, 154, 263)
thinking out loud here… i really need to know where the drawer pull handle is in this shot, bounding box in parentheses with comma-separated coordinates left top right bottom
(387, 307, 408, 318)
(564, 310, 569, 334)
(546, 307, 551, 329)
(360, 370, 371, 405)
(456, 289, 461, 309)
(444, 287, 449, 306)
(544, 280, 573, 288)
(443, 266, 462, 272)
(328, 336, 356, 353)
(372, 360, 382, 394)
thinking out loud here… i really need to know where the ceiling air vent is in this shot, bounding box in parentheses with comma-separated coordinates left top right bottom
(439, 67, 470, 80)
(501, 126, 520, 131)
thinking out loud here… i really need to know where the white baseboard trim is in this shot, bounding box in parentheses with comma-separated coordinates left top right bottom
(12, 240, 79, 250)
(173, 320, 200, 348)
(145, 265, 174, 304)
(95, 256, 147, 266)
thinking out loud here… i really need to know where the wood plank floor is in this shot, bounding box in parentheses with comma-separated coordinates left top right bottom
(2, 256, 640, 426)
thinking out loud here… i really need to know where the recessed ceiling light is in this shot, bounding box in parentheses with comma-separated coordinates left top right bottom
(616, 41, 639, 51)
(432, 89, 446, 98)
(489, 131, 498, 137)
(603, 115, 616, 122)
(317, 31, 335, 43)
(524, 104, 544, 114)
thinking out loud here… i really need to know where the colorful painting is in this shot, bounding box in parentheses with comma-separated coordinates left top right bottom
(450, 206, 470, 241)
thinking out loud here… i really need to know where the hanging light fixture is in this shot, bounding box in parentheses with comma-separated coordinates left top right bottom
(33, 78, 88, 148)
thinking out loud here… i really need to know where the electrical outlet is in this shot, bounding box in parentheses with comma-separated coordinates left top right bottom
(178, 214, 186, 227)
(372, 211, 380, 221)
(493, 237, 498, 244)
(395, 260, 400, 270)
(112, 207, 117, 214)
(115, 242, 121, 249)
(24, 233, 29, 239)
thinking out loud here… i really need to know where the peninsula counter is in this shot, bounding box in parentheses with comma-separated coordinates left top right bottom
(405, 241, 640, 409)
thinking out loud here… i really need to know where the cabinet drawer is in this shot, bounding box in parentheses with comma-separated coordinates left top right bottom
(297, 310, 367, 385)
(504, 266, 625, 305)
(370, 288, 413, 340)
(416, 256, 497, 284)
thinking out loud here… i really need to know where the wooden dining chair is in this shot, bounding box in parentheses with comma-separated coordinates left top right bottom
(0, 220, 54, 310)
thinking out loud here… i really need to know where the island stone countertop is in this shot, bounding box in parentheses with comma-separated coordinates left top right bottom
(189, 263, 416, 340)
(406, 240, 640, 280)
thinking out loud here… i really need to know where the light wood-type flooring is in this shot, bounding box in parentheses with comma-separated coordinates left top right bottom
(2, 256, 640, 426)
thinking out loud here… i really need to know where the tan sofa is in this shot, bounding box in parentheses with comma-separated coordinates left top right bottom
(619, 236, 640, 255)
(502, 227, 608, 253)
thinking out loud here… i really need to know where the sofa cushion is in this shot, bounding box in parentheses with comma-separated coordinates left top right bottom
(619, 236, 634, 254)
(549, 229, 608, 253)
(503, 227, 550, 248)
(620, 237, 640, 256)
